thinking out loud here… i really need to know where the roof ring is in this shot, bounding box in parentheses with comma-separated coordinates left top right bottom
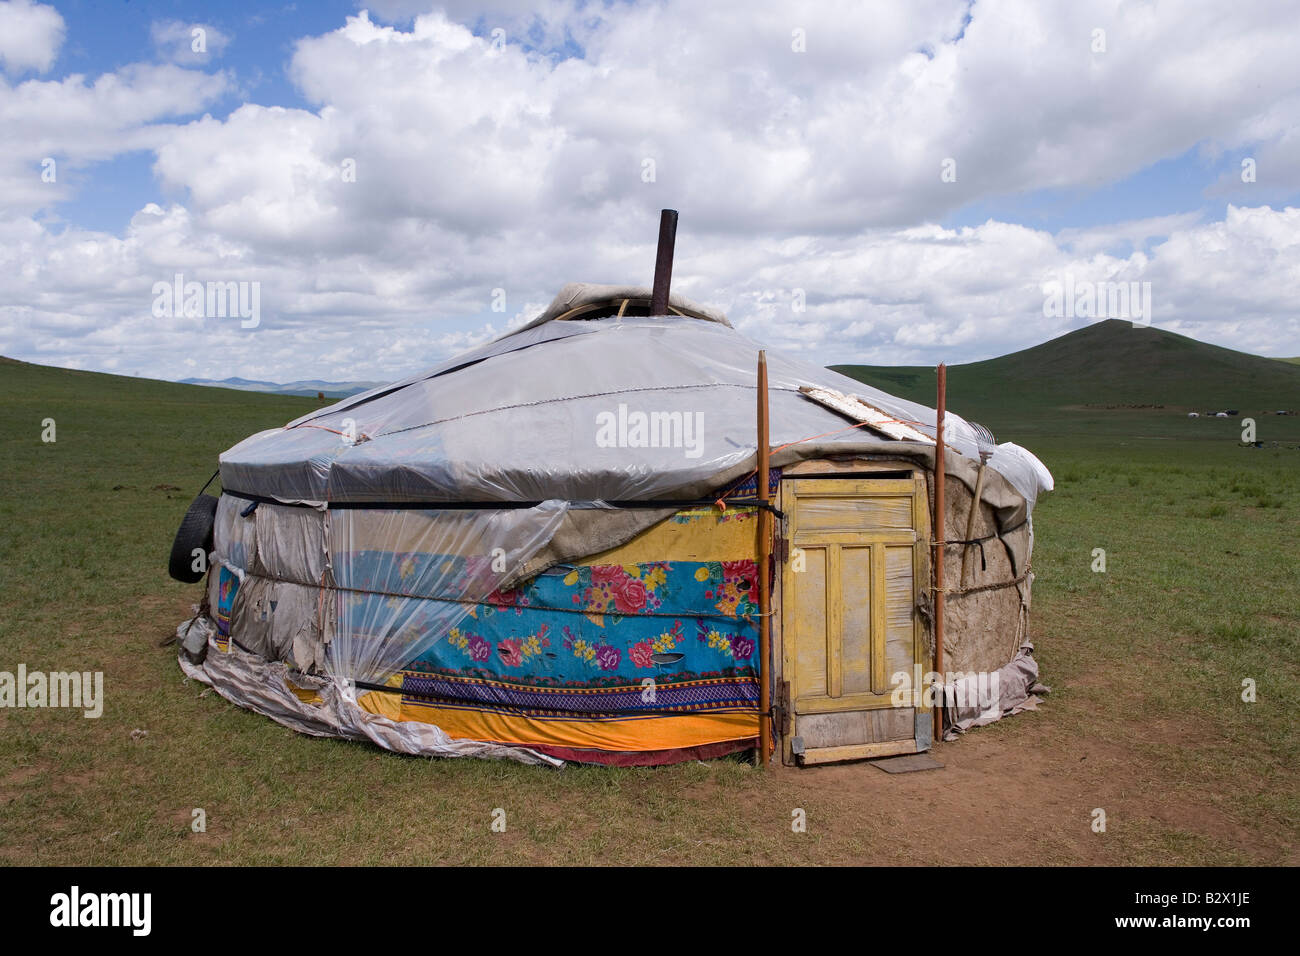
(969, 421, 997, 462)
(553, 298, 706, 323)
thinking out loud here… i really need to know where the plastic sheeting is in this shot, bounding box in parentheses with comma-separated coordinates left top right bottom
(986, 442, 1055, 514)
(327, 502, 568, 691)
(209, 494, 571, 689)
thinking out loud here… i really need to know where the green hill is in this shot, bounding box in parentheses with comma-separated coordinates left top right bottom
(0, 356, 317, 507)
(0, 355, 324, 411)
(832, 320, 1300, 432)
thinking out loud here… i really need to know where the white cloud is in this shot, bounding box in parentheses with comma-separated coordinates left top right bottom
(0, 63, 230, 219)
(4, 197, 1298, 382)
(1056, 213, 1206, 257)
(0, 0, 64, 76)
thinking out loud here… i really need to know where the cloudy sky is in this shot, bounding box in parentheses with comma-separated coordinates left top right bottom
(1, 0, 1298, 384)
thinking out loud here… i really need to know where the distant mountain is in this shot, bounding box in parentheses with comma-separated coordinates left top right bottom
(178, 376, 383, 398)
(832, 319, 1300, 428)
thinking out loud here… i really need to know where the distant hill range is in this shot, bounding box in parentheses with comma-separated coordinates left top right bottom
(833, 320, 1300, 420)
(3, 319, 1297, 418)
(177, 376, 383, 398)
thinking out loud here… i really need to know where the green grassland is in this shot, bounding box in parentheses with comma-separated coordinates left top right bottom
(1, 320, 1297, 865)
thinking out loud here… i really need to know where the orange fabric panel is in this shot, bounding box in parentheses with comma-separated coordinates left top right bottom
(354, 693, 759, 753)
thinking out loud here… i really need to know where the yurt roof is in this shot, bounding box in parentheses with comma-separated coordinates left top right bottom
(218, 284, 1051, 515)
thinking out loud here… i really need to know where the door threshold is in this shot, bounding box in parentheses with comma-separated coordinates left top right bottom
(798, 739, 917, 766)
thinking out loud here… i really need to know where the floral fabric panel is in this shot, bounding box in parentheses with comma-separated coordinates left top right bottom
(397, 507, 763, 715)
(399, 555, 761, 715)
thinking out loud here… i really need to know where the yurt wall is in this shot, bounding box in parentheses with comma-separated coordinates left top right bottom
(922, 466, 1033, 677)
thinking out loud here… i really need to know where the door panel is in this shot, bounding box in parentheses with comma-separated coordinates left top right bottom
(885, 544, 917, 681)
(792, 545, 828, 700)
(796, 495, 915, 532)
(839, 546, 873, 697)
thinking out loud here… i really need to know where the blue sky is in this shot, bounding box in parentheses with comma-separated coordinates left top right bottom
(2, 0, 1298, 383)
(44, 1, 365, 233)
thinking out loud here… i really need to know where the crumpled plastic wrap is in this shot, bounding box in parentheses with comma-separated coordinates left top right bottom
(941, 641, 1047, 740)
(177, 618, 562, 766)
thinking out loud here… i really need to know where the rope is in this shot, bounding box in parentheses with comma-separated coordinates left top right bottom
(319, 382, 765, 441)
(929, 567, 1031, 598)
(932, 517, 1029, 548)
(296, 423, 369, 441)
(197, 468, 220, 497)
(290, 381, 936, 444)
(221, 486, 781, 516)
(225, 563, 761, 626)
(929, 517, 1030, 576)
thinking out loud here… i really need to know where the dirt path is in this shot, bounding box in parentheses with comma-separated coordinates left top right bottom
(767, 718, 1287, 866)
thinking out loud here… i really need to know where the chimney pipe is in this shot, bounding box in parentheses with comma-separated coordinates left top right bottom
(650, 209, 678, 316)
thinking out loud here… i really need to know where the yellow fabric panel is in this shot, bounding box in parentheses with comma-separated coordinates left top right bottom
(339, 505, 758, 563)
(356, 688, 402, 721)
(582, 507, 758, 566)
(338, 505, 763, 752)
(282, 676, 324, 705)
(389, 700, 758, 753)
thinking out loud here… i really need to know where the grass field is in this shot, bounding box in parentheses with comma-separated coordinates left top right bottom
(2, 327, 1298, 865)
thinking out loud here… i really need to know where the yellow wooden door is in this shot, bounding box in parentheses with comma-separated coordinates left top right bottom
(781, 477, 928, 765)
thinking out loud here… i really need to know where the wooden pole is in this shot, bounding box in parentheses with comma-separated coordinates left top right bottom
(650, 209, 679, 316)
(757, 350, 772, 766)
(933, 363, 947, 742)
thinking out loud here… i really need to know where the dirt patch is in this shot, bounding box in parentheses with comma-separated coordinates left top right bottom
(759, 712, 1283, 866)
(0, 763, 50, 804)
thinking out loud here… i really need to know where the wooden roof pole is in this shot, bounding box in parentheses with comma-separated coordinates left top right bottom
(757, 350, 772, 766)
(960, 463, 988, 588)
(650, 209, 678, 316)
(933, 363, 947, 743)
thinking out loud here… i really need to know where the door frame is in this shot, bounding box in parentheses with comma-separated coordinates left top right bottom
(774, 463, 931, 766)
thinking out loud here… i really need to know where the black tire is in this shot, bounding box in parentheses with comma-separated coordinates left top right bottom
(168, 493, 219, 583)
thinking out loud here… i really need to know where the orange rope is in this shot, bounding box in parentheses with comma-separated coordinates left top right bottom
(295, 423, 366, 440)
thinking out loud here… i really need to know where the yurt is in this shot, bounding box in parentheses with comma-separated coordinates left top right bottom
(170, 215, 1052, 767)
